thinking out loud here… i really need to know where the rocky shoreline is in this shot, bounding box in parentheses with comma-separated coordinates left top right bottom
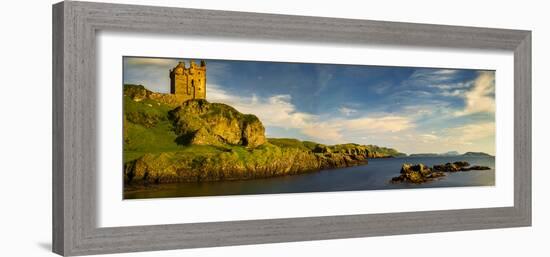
(390, 161, 491, 184)
(124, 146, 372, 185)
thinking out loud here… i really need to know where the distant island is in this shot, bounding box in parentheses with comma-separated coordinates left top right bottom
(123, 84, 405, 185)
(408, 151, 493, 158)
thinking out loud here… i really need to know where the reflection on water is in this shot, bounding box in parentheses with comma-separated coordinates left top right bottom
(124, 156, 495, 199)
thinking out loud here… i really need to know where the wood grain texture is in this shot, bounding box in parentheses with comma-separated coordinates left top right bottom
(52, 1, 532, 256)
(514, 32, 532, 224)
(52, 2, 65, 255)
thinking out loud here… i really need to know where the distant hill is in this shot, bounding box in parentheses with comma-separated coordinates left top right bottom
(409, 151, 493, 158)
(462, 152, 494, 157)
(123, 84, 405, 185)
(408, 153, 439, 157)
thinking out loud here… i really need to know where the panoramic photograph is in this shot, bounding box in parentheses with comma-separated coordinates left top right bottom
(122, 56, 495, 199)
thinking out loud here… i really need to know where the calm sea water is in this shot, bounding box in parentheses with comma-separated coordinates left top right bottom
(124, 156, 495, 199)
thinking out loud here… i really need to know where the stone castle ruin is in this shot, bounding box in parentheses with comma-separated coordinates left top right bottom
(169, 60, 206, 102)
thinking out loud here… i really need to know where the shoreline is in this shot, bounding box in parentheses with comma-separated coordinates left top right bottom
(123, 156, 495, 199)
(123, 155, 495, 194)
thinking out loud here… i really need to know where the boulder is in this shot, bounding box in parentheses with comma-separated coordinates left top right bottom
(313, 144, 332, 154)
(242, 118, 267, 148)
(453, 161, 470, 168)
(189, 127, 223, 146)
(432, 161, 491, 172)
(460, 165, 491, 171)
(433, 162, 460, 172)
(391, 163, 445, 184)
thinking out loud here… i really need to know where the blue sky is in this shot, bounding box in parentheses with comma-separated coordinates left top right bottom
(124, 57, 496, 155)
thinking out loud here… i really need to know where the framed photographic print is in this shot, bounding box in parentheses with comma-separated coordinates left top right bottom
(52, 1, 531, 256)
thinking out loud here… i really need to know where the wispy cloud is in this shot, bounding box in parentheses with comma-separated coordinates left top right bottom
(338, 106, 358, 116)
(409, 69, 459, 82)
(455, 71, 495, 116)
(428, 82, 472, 90)
(440, 89, 465, 97)
(402, 68, 495, 117)
(400, 101, 457, 119)
(313, 66, 334, 96)
(420, 133, 439, 142)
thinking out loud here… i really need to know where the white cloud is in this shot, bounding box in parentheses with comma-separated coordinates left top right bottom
(407, 69, 476, 99)
(428, 82, 472, 90)
(399, 102, 458, 119)
(401, 105, 435, 116)
(455, 71, 495, 116)
(440, 89, 467, 97)
(409, 69, 459, 82)
(434, 69, 459, 75)
(420, 134, 439, 141)
(338, 106, 358, 116)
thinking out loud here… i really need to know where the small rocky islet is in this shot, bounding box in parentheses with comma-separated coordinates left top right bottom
(390, 161, 492, 184)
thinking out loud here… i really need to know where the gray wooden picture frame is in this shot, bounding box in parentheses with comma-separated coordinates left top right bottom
(52, 1, 531, 256)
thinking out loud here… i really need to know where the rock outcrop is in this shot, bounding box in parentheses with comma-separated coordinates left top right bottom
(169, 99, 266, 148)
(433, 161, 466, 172)
(391, 161, 492, 184)
(390, 163, 446, 184)
(433, 161, 490, 172)
(460, 165, 491, 171)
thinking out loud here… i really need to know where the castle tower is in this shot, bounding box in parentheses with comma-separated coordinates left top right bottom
(169, 60, 207, 102)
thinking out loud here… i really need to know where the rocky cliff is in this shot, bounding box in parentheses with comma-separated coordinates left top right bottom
(169, 99, 266, 148)
(124, 140, 378, 184)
